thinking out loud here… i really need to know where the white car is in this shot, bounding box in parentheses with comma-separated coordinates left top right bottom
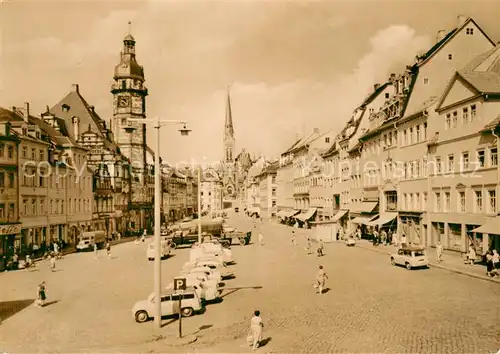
(181, 266, 222, 283)
(390, 247, 429, 270)
(192, 245, 234, 264)
(183, 260, 234, 279)
(345, 237, 356, 247)
(146, 241, 171, 261)
(166, 275, 221, 302)
(132, 287, 203, 323)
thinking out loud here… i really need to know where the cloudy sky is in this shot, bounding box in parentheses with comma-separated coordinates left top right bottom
(2, 0, 499, 166)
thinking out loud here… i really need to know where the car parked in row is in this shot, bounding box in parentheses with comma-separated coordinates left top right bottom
(132, 287, 203, 323)
(390, 247, 429, 270)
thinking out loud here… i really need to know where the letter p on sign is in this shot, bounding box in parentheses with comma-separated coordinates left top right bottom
(174, 278, 187, 291)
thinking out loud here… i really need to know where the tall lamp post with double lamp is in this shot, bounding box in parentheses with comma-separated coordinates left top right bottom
(128, 116, 191, 331)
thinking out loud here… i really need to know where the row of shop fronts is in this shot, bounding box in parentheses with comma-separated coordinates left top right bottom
(276, 201, 500, 255)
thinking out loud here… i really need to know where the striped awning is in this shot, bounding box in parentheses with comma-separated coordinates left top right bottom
(333, 209, 349, 221)
(295, 208, 317, 221)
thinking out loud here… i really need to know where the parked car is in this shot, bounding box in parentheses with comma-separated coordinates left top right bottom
(76, 231, 106, 251)
(166, 275, 221, 302)
(146, 241, 171, 261)
(390, 247, 429, 270)
(132, 287, 203, 323)
(183, 259, 234, 279)
(181, 266, 222, 283)
(345, 237, 356, 247)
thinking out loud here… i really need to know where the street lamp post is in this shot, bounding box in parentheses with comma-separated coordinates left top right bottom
(198, 166, 202, 244)
(128, 116, 190, 331)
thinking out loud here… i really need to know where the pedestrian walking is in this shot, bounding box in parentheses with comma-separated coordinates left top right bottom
(492, 249, 499, 271)
(305, 238, 312, 254)
(37, 281, 46, 307)
(400, 234, 407, 248)
(315, 265, 328, 294)
(372, 229, 379, 246)
(291, 231, 297, 245)
(387, 228, 393, 245)
(12, 253, 19, 270)
(258, 232, 264, 246)
(436, 241, 444, 263)
(317, 239, 324, 257)
(468, 245, 476, 265)
(380, 229, 387, 246)
(141, 230, 146, 242)
(106, 242, 111, 258)
(356, 228, 361, 240)
(53, 242, 59, 254)
(49, 253, 56, 272)
(486, 251, 494, 277)
(247, 310, 264, 350)
(94, 243, 98, 258)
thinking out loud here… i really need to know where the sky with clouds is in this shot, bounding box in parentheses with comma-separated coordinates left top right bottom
(2, 0, 499, 166)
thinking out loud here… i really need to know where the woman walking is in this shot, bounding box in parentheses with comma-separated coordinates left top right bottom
(248, 310, 264, 350)
(49, 253, 56, 272)
(37, 281, 46, 307)
(315, 265, 328, 294)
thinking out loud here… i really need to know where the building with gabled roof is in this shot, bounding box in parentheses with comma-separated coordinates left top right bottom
(0, 104, 93, 257)
(421, 44, 500, 255)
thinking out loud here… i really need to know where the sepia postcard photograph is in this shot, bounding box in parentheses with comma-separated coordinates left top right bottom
(0, 0, 499, 353)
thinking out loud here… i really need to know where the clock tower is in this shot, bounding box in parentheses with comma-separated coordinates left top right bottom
(111, 29, 149, 204)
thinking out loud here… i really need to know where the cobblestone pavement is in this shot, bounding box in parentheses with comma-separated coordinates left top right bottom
(0, 215, 499, 353)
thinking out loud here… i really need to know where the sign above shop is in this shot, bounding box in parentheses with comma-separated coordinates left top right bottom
(0, 224, 22, 235)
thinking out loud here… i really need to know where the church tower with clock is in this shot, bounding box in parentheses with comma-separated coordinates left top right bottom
(111, 30, 150, 208)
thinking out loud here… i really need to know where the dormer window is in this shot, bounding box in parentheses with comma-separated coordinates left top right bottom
(62, 104, 70, 112)
(448, 54, 453, 60)
(423, 78, 429, 85)
(325, 137, 330, 143)
(466, 28, 474, 35)
(385, 93, 390, 99)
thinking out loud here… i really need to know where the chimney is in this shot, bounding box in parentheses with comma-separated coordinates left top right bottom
(457, 15, 468, 27)
(72, 84, 79, 93)
(374, 83, 380, 91)
(390, 73, 396, 81)
(436, 29, 447, 43)
(72, 116, 80, 140)
(313, 127, 320, 134)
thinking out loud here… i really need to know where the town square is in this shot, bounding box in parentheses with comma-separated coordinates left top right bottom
(1, 1, 500, 353)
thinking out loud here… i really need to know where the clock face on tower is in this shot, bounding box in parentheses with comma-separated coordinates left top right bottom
(118, 96, 130, 108)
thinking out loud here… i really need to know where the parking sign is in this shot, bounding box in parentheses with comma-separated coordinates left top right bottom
(174, 278, 187, 291)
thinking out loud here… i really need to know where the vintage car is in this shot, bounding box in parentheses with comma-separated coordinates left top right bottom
(132, 287, 203, 323)
(183, 259, 234, 279)
(166, 275, 221, 302)
(180, 266, 222, 283)
(345, 237, 356, 247)
(390, 247, 429, 270)
(146, 241, 171, 261)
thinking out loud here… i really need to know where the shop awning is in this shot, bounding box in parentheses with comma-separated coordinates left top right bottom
(471, 216, 500, 235)
(277, 211, 288, 218)
(296, 208, 317, 221)
(350, 201, 378, 213)
(333, 209, 349, 221)
(367, 212, 397, 226)
(351, 215, 374, 225)
(287, 210, 301, 218)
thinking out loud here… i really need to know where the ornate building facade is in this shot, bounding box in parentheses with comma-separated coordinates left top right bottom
(110, 31, 154, 232)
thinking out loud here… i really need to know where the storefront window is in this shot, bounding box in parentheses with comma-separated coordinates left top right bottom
(448, 223, 462, 250)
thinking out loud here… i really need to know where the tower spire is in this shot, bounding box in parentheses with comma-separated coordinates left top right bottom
(224, 85, 234, 139)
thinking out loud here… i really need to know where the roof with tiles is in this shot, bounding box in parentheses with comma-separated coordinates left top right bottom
(0, 107, 76, 147)
(50, 85, 109, 141)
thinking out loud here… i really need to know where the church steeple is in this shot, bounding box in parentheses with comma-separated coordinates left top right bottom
(224, 86, 234, 140)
